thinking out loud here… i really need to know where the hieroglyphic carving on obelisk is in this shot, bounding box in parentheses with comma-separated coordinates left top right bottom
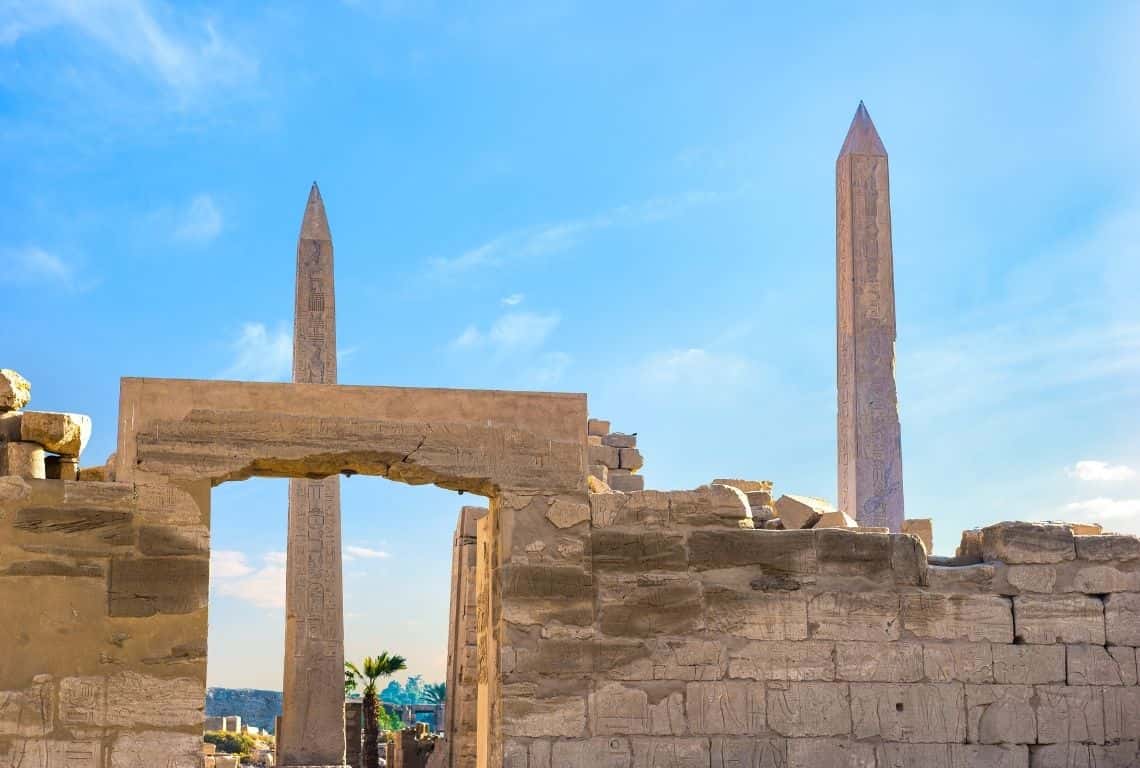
(837, 102, 905, 532)
(281, 183, 348, 766)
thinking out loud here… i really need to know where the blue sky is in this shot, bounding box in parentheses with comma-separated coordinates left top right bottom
(3, 2, 1140, 690)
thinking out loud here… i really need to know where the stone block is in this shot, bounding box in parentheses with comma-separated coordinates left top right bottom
(590, 491, 670, 528)
(590, 445, 621, 469)
(957, 529, 984, 562)
(927, 563, 995, 593)
(592, 530, 687, 572)
(18, 411, 91, 457)
(1068, 523, 1103, 535)
(745, 489, 772, 508)
(765, 682, 851, 737)
(669, 485, 751, 527)
(590, 682, 684, 736)
(549, 737, 632, 768)
(992, 644, 1066, 684)
(588, 419, 611, 436)
(1013, 595, 1105, 645)
(982, 522, 1075, 564)
(1104, 593, 1140, 646)
(727, 641, 835, 681)
(0, 369, 30, 411)
(0, 678, 53, 736)
(710, 737, 787, 768)
(631, 738, 708, 768)
(774, 494, 833, 529)
(609, 470, 645, 494)
(711, 479, 773, 494)
(683, 681, 765, 734)
(902, 518, 934, 553)
(619, 448, 644, 471)
(851, 683, 966, 743)
(998, 564, 1059, 594)
(835, 642, 922, 682)
(786, 739, 875, 768)
(815, 528, 913, 585)
(1035, 685, 1104, 745)
(104, 671, 203, 727)
(901, 593, 1014, 643)
(1029, 741, 1139, 768)
(1069, 563, 1140, 593)
(43, 455, 78, 480)
(108, 557, 209, 616)
(638, 639, 725, 682)
(923, 643, 994, 683)
(503, 564, 594, 626)
(814, 511, 857, 528)
(876, 744, 1028, 768)
(138, 525, 209, 556)
(108, 731, 201, 768)
(602, 433, 637, 449)
(503, 696, 587, 738)
(1066, 645, 1138, 686)
(589, 434, 602, 446)
(1103, 686, 1140, 741)
(1, 441, 45, 479)
(704, 588, 807, 641)
(1076, 534, 1140, 562)
(807, 592, 900, 642)
(599, 575, 703, 638)
(965, 684, 1036, 744)
(689, 529, 816, 573)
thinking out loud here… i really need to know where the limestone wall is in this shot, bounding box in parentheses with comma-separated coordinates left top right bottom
(501, 485, 1140, 768)
(446, 506, 488, 768)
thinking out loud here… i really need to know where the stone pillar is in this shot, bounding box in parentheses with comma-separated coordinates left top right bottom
(837, 102, 906, 531)
(281, 183, 348, 766)
(444, 506, 486, 767)
(345, 701, 362, 768)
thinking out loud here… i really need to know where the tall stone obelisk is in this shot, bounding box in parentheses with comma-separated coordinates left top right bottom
(281, 183, 347, 767)
(836, 102, 905, 532)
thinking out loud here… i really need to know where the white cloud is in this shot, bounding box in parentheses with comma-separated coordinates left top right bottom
(2, 246, 74, 285)
(637, 348, 752, 388)
(527, 352, 572, 386)
(431, 190, 717, 276)
(211, 550, 285, 609)
(1066, 460, 1136, 482)
(1063, 497, 1140, 536)
(501, 293, 525, 306)
(451, 312, 560, 354)
(174, 194, 222, 243)
(0, 0, 256, 104)
(218, 322, 291, 382)
(344, 545, 390, 560)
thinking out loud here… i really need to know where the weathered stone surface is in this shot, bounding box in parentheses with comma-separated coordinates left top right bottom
(710, 737, 787, 768)
(927, 563, 994, 592)
(766, 682, 851, 737)
(109, 730, 201, 768)
(0, 678, 53, 736)
(602, 433, 636, 449)
(1066, 645, 1138, 686)
(851, 683, 965, 742)
(787, 738, 874, 768)
(0, 370, 30, 411)
(107, 556, 210, 617)
(43, 455, 78, 480)
(547, 499, 591, 529)
(1013, 595, 1105, 645)
(1104, 592, 1140, 645)
(1068, 523, 1103, 536)
(1035, 685, 1104, 745)
(588, 419, 611, 436)
(669, 486, 751, 527)
(608, 640, 725, 682)
(966, 684, 1036, 744)
(619, 449, 643, 471)
(592, 531, 686, 573)
(901, 593, 1013, 642)
(105, 671, 202, 726)
(503, 696, 587, 738)
(549, 737, 632, 768)
(876, 744, 1028, 768)
(590, 491, 670, 529)
(814, 511, 857, 529)
(18, 411, 91, 457)
(992, 644, 1066, 684)
(1069, 563, 1140, 593)
(1030, 741, 1140, 768)
(608, 470, 646, 494)
(599, 575, 702, 638)
(0, 442, 44, 479)
(728, 641, 835, 681)
(591, 445, 621, 469)
(807, 592, 899, 642)
(711, 479, 772, 494)
(1103, 686, 1140, 741)
(982, 522, 1075, 564)
(704, 589, 807, 641)
(956, 529, 983, 562)
(138, 525, 208, 556)
(1076, 534, 1140, 562)
(684, 681, 765, 734)
(1000, 564, 1058, 594)
(923, 643, 994, 683)
(504, 564, 594, 626)
(902, 518, 933, 554)
(689, 529, 815, 573)
(590, 682, 684, 736)
(631, 737, 708, 768)
(774, 495, 831, 530)
(835, 642, 922, 682)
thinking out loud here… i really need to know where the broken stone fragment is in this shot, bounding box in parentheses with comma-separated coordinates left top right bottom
(44, 455, 78, 480)
(1067, 522, 1103, 535)
(608, 469, 644, 493)
(0, 441, 45, 479)
(589, 444, 620, 469)
(587, 474, 612, 493)
(618, 447, 643, 471)
(774, 494, 834, 529)
(813, 511, 857, 529)
(902, 518, 934, 553)
(712, 478, 773, 494)
(763, 518, 784, 530)
(601, 432, 636, 449)
(981, 521, 1075, 564)
(0, 369, 30, 411)
(589, 464, 609, 484)
(587, 418, 610, 436)
(16, 410, 92, 457)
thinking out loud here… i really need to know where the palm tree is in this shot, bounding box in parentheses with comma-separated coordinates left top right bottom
(423, 683, 446, 705)
(345, 662, 359, 697)
(346, 653, 407, 767)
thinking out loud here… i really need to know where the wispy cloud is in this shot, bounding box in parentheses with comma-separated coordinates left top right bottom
(1063, 497, 1140, 536)
(501, 293, 525, 306)
(1067, 460, 1136, 482)
(452, 311, 560, 353)
(527, 352, 572, 386)
(343, 545, 390, 561)
(430, 190, 717, 276)
(1, 0, 257, 105)
(1, 246, 74, 286)
(218, 322, 291, 382)
(637, 348, 753, 390)
(174, 194, 223, 243)
(211, 550, 284, 609)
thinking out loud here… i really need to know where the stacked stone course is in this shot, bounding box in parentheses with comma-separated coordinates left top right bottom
(588, 418, 644, 493)
(0, 369, 92, 481)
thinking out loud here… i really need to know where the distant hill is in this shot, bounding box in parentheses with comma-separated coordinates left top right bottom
(206, 688, 283, 733)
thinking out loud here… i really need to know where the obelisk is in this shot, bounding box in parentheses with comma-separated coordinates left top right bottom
(281, 183, 347, 766)
(836, 102, 905, 532)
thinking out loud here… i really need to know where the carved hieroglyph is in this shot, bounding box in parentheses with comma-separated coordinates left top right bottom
(837, 102, 905, 531)
(281, 183, 347, 766)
